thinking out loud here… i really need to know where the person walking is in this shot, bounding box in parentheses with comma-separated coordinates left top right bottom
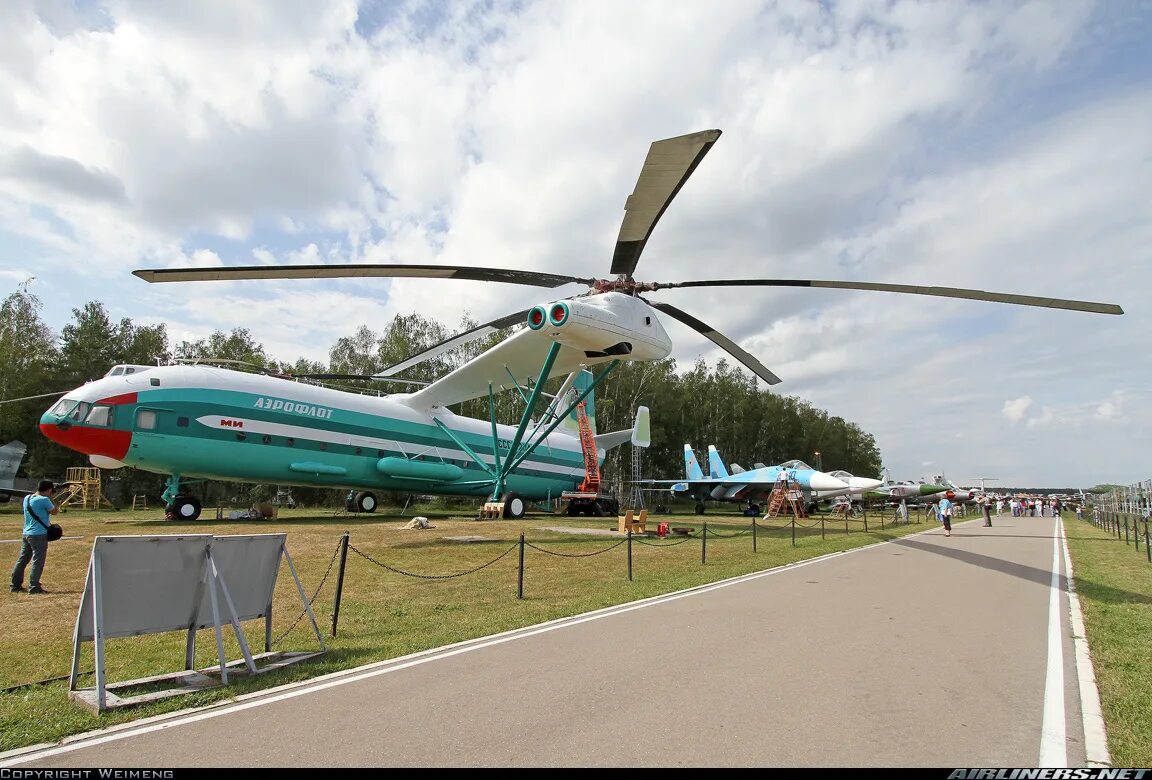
(938, 495, 954, 537)
(980, 494, 993, 527)
(10, 480, 59, 594)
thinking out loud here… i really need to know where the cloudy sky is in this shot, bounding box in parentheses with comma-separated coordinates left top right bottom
(1, 0, 1149, 488)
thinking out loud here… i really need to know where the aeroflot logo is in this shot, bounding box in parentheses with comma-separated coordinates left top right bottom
(253, 397, 334, 419)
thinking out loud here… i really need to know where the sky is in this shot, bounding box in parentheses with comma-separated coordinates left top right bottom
(1, 0, 1149, 488)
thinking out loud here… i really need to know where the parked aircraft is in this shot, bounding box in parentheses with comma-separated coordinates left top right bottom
(646, 444, 850, 514)
(35, 362, 646, 520)
(16, 128, 1122, 521)
(817, 469, 885, 501)
(0, 441, 30, 503)
(861, 475, 953, 505)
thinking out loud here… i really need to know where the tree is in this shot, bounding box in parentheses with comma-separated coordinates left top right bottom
(175, 328, 271, 367)
(0, 288, 69, 476)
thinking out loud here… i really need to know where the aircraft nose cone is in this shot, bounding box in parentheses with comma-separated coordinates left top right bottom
(851, 477, 884, 491)
(39, 419, 132, 460)
(809, 473, 850, 492)
(39, 420, 69, 447)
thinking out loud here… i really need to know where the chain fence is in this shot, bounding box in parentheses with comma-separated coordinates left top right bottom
(272, 536, 343, 646)
(525, 538, 628, 558)
(1080, 484, 1152, 564)
(350, 540, 519, 579)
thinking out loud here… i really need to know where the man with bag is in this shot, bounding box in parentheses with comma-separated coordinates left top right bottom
(10, 480, 59, 594)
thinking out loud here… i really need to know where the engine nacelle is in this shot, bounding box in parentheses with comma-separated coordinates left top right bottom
(526, 292, 672, 363)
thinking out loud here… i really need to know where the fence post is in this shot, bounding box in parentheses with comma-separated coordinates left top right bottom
(627, 527, 633, 582)
(1146, 527, 1150, 563)
(821, 513, 825, 540)
(863, 510, 868, 533)
(791, 516, 796, 546)
(701, 522, 707, 564)
(752, 516, 757, 553)
(1125, 516, 1130, 545)
(517, 532, 525, 600)
(330, 532, 350, 638)
(844, 511, 849, 535)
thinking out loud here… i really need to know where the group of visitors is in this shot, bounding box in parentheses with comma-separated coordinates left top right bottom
(1007, 497, 1065, 517)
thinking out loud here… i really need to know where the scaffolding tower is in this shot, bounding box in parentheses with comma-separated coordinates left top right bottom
(627, 444, 645, 510)
(57, 467, 116, 510)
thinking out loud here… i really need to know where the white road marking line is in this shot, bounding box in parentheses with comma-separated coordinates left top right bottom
(1059, 514, 1112, 767)
(1039, 515, 1068, 767)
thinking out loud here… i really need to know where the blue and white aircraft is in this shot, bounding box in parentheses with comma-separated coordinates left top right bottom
(649, 444, 850, 514)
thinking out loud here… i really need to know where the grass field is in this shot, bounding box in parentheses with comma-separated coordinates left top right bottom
(1063, 512, 1152, 767)
(0, 501, 928, 752)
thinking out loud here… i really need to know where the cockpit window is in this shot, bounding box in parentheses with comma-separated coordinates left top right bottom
(50, 399, 78, 417)
(85, 406, 112, 427)
(103, 364, 150, 378)
(68, 402, 91, 422)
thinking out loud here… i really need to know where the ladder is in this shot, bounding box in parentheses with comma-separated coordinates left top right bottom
(574, 401, 600, 494)
(766, 487, 787, 517)
(131, 494, 148, 511)
(627, 443, 645, 510)
(766, 481, 807, 518)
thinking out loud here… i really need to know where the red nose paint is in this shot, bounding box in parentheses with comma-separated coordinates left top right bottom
(96, 392, 138, 406)
(40, 423, 131, 460)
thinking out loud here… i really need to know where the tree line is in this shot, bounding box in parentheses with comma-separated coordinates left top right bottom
(0, 287, 882, 508)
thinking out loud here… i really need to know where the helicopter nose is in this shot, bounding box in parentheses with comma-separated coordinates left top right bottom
(39, 413, 69, 446)
(39, 418, 131, 460)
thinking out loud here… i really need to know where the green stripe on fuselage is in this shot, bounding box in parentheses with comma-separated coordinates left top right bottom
(115, 387, 585, 498)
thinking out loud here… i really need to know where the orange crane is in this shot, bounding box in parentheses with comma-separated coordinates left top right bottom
(560, 401, 619, 516)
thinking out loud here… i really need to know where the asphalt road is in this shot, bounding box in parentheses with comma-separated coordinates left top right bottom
(2, 514, 1093, 767)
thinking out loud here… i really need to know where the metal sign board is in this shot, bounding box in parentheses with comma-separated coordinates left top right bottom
(75, 535, 212, 641)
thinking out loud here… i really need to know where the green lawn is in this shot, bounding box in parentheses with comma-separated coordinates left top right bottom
(1064, 512, 1152, 767)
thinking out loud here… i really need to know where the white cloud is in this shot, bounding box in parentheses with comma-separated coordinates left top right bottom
(1027, 407, 1057, 428)
(1095, 391, 1124, 420)
(1003, 396, 1034, 423)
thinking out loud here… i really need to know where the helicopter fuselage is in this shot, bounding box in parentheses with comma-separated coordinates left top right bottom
(39, 364, 590, 500)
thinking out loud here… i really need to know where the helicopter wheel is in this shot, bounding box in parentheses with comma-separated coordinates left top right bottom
(166, 495, 202, 521)
(501, 492, 525, 519)
(694, 502, 706, 515)
(355, 491, 377, 513)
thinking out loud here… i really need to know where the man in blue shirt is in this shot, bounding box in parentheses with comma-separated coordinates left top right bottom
(10, 480, 59, 594)
(938, 495, 954, 537)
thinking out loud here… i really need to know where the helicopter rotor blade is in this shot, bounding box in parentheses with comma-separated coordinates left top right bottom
(134, 264, 592, 289)
(653, 279, 1124, 315)
(647, 301, 782, 386)
(285, 374, 430, 387)
(610, 129, 722, 278)
(376, 310, 532, 377)
(0, 390, 70, 406)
